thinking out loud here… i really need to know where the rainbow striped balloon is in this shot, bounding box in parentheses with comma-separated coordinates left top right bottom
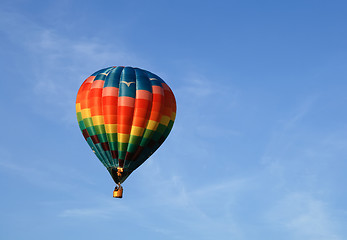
(76, 66, 176, 184)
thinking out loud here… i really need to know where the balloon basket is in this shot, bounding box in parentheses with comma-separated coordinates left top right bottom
(113, 185, 123, 198)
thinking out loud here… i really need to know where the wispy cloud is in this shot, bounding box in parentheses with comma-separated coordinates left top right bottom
(131, 160, 249, 238)
(256, 97, 347, 239)
(176, 71, 238, 107)
(260, 97, 317, 182)
(171, 71, 240, 167)
(59, 196, 134, 219)
(57, 155, 250, 239)
(1, 10, 140, 124)
(0, 147, 96, 193)
(267, 192, 342, 240)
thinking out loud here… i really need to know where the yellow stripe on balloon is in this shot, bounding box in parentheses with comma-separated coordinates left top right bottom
(105, 124, 117, 133)
(118, 133, 130, 143)
(92, 115, 104, 125)
(146, 120, 159, 130)
(130, 126, 144, 136)
(76, 103, 81, 112)
(81, 108, 91, 119)
(170, 112, 176, 121)
(159, 115, 170, 126)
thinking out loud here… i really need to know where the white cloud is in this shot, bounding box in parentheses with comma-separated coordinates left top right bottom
(59, 197, 133, 219)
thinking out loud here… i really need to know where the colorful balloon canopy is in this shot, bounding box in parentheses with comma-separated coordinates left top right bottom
(76, 66, 176, 186)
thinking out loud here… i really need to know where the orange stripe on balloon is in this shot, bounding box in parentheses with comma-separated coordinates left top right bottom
(80, 82, 92, 109)
(118, 106, 134, 116)
(118, 116, 133, 125)
(132, 117, 147, 127)
(152, 86, 164, 95)
(152, 94, 163, 103)
(91, 80, 104, 89)
(76, 80, 87, 104)
(103, 104, 117, 114)
(103, 87, 119, 97)
(147, 89, 164, 123)
(151, 103, 161, 112)
(162, 106, 172, 116)
(102, 96, 117, 105)
(161, 83, 170, 91)
(136, 90, 152, 100)
(104, 115, 117, 124)
(85, 76, 95, 83)
(118, 96, 135, 107)
(89, 87, 103, 95)
(149, 111, 161, 121)
(134, 108, 148, 117)
(118, 124, 132, 134)
(134, 99, 151, 109)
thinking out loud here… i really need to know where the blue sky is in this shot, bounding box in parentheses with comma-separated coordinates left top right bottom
(1, 0, 347, 239)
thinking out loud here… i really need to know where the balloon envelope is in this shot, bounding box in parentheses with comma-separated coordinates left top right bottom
(76, 66, 176, 184)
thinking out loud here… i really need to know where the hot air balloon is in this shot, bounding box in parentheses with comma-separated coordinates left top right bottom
(76, 66, 176, 198)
